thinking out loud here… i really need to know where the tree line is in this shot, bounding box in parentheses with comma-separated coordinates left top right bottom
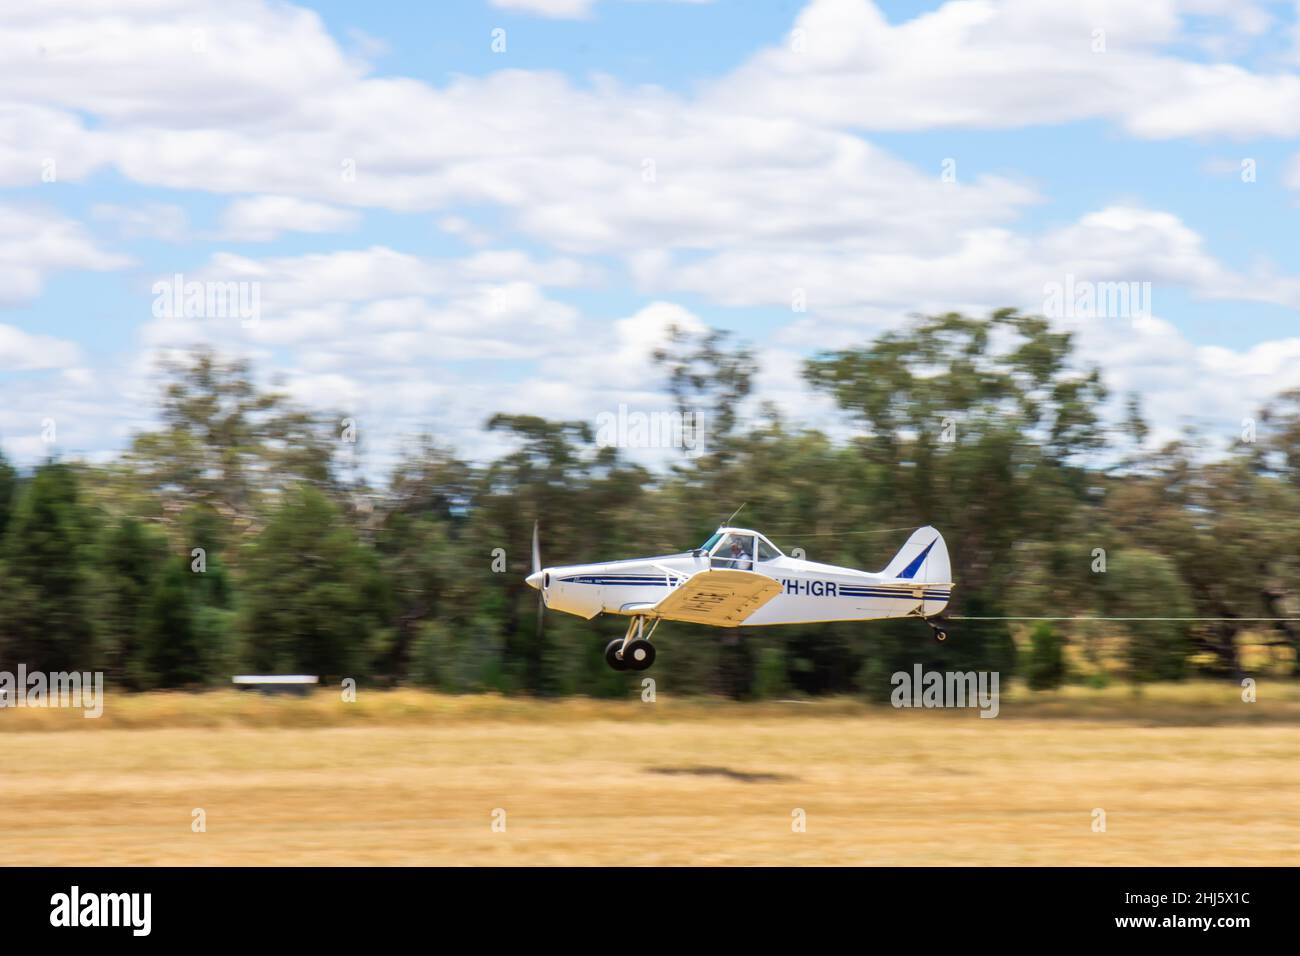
(1, 310, 1297, 699)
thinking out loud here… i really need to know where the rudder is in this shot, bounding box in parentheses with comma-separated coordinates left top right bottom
(881, 526, 952, 584)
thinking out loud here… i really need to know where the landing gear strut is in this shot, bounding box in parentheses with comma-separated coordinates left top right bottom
(926, 616, 949, 642)
(606, 616, 659, 671)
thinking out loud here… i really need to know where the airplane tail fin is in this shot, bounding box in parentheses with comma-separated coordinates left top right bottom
(881, 526, 952, 584)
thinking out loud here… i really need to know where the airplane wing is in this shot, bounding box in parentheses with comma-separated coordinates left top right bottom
(644, 568, 783, 626)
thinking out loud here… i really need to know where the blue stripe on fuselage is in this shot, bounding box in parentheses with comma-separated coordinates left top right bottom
(559, 574, 676, 585)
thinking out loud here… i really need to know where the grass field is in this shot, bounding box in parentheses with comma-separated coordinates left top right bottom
(3, 685, 1299, 865)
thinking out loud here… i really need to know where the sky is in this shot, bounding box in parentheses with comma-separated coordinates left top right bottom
(2, 0, 1300, 474)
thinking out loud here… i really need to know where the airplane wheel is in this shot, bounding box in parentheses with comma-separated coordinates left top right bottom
(625, 639, 656, 671)
(934, 629, 948, 642)
(605, 639, 629, 671)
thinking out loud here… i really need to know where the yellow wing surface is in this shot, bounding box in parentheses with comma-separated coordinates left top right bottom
(649, 568, 783, 626)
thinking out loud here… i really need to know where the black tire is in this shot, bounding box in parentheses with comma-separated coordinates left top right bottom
(605, 639, 629, 671)
(934, 629, 948, 642)
(624, 639, 656, 671)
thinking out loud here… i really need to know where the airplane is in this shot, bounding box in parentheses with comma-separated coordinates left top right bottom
(525, 523, 953, 671)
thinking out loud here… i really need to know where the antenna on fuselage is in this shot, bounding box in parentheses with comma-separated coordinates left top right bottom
(721, 502, 747, 528)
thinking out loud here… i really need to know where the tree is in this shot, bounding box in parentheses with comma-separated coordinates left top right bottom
(0, 449, 17, 539)
(0, 462, 98, 671)
(652, 324, 757, 462)
(805, 310, 1108, 603)
(1104, 442, 1300, 676)
(1026, 622, 1066, 690)
(375, 508, 460, 677)
(802, 310, 1105, 678)
(477, 413, 651, 693)
(125, 347, 341, 535)
(240, 484, 389, 679)
(8, 317, 1300, 698)
(1101, 550, 1193, 683)
(141, 557, 205, 687)
(94, 517, 168, 687)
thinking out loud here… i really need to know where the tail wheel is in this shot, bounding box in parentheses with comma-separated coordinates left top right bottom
(934, 629, 948, 642)
(624, 639, 656, 671)
(604, 639, 629, 671)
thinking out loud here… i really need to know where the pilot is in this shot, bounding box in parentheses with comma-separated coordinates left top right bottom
(730, 540, 752, 571)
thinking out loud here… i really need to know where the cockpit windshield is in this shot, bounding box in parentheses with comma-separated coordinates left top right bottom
(699, 532, 725, 553)
(699, 530, 783, 563)
(709, 532, 756, 570)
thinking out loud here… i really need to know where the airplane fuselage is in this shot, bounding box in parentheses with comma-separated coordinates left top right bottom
(537, 550, 951, 626)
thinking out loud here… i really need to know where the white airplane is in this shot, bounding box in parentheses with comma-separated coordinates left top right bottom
(525, 524, 953, 671)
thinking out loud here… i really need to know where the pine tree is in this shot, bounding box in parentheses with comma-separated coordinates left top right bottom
(94, 517, 167, 687)
(142, 558, 204, 687)
(0, 462, 97, 671)
(0, 450, 17, 539)
(240, 484, 388, 680)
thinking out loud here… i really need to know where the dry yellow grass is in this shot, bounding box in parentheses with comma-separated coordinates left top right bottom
(2, 686, 1298, 865)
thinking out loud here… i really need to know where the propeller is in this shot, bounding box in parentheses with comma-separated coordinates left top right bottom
(530, 520, 545, 642)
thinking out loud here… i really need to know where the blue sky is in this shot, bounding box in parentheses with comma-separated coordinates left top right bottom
(3, 0, 1300, 470)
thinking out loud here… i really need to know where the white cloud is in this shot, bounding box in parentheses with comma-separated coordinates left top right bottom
(136, 247, 594, 444)
(1070, 314, 1300, 445)
(0, 324, 82, 372)
(707, 0, 1300, 139)
(3, 3, 1036, 255)
(638, 205, 1300, 319)
(92, 202, 190, 241)
(0, 203, 129, 305)
(535, 301, 707, 395)
(4, 0, 1293, 256)
(217, 195, 361, 241)
(3, 0, 1300, 472)
(0, 103, 111, 187)
(162, 245, 595, 313)
(131, 248, 716, 470)
(0, 356, 135, 466)
(3, 1, 364, 126)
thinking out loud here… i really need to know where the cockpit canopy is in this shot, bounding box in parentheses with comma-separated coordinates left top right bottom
(698, 528, 782, 570)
